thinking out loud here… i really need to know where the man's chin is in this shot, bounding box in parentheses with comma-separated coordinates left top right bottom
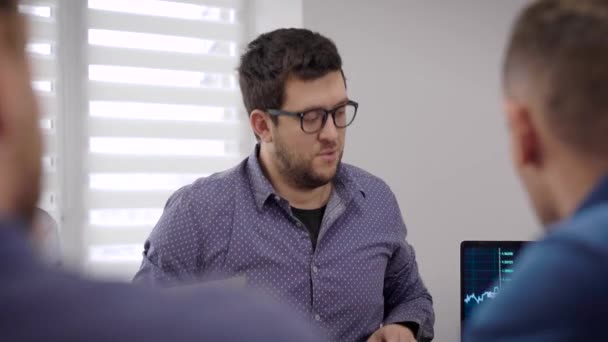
(312, 167, 339, 185)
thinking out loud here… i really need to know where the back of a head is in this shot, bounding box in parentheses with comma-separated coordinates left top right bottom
(504, 0, 608, 159)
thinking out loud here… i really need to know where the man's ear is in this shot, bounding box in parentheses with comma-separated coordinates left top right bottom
(0, 10, 8, 138)
(250, 109, 274, 143)
(505, 100, 543, 170)
(0, 2, 28, 139)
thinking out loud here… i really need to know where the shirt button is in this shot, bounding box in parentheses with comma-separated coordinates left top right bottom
(314, 314, 321, 321)
(274, 195, 280, 202)
(296, 221, 303, 228)
(312, 266, 318, 273)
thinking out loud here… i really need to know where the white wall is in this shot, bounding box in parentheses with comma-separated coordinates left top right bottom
(247, 0, 303, 37)
(303, 1, 537, 340)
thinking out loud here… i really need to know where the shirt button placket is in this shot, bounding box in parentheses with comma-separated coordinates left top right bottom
(311, 261, 320, 324)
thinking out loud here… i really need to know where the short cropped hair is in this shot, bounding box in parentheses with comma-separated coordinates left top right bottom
(504, 0, 608, 156)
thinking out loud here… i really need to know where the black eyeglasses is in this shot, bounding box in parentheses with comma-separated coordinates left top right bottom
(266, 100, 358, 134)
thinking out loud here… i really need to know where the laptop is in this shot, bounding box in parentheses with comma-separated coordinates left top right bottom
(460, 240, 528, 334)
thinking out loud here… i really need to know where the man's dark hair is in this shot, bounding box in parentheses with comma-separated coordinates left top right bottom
(504, 0, 608, 156)
(238, 28, 344, 124)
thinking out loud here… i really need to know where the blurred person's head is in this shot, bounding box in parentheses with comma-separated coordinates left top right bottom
(32, 207, 61, 265)
(0, 0, 43, 225)
(503, 0, 608, 226)
(238, 28, 356, 191)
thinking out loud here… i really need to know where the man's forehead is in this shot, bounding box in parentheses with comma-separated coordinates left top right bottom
(283, 71, 347, 110)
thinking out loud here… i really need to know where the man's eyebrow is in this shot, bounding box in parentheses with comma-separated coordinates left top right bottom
(297, 98, 350, 113)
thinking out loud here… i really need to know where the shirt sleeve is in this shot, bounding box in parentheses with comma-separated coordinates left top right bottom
(133, 186, 201, 286)
(383, 194, 435, 341)
(463, 235, 608, 342)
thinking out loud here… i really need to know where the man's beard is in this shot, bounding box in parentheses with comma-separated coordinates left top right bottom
(274, 138, 342, 190)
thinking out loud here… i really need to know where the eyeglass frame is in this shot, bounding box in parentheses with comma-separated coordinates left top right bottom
(266, 100, 359, 134)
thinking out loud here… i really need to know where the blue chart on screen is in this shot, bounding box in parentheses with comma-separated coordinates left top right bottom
(461, 241, 526, 324)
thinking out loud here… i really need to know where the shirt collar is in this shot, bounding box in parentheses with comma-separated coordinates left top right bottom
(246, 145, 277, 210)
(246, 144, 366, 210)
(575, 174, 608, 216)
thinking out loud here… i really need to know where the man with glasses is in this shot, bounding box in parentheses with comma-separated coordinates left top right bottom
(135, 28, 434, 342)
(0, 2, 320, 341)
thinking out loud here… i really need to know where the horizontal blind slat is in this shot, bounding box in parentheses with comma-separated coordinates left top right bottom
(88, 10, 242, 41)
(89, 154, 239, 173)
(88, 190, 174, 209)
(88, 45, 238, 73)
(89, 81, 241, 107)
(89, 117, 241, 140)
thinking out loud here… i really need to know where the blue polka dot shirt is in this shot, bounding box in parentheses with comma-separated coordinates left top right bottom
(134, 147, 435, 341)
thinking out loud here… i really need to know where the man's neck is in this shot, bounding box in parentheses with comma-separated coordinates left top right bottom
(259, 146, 332, 210)
(550, 155, 608, 220)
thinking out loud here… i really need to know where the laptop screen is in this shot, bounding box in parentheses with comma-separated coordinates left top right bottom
(460, 240, 528, 328)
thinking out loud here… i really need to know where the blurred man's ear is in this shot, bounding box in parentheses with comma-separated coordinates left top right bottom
(0, 0, 43, 222)
(0, 0, 29, 133)
(2, 3, 27, 57)
(505, 100, 543, 171)
(250, 109, 274, 143)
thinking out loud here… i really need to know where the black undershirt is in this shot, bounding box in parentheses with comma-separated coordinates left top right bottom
(291, 206, 326, 250)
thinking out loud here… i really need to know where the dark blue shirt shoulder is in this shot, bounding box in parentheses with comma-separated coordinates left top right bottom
(464, 176, 608, 342)
(0, 218, 321, 342)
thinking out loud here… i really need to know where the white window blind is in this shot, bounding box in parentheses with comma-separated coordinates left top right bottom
(84, 0, 245, 279)
(21, 0, 61, 222)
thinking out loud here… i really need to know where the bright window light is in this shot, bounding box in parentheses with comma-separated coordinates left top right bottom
(32, 81, 53, 92)
(89, 244, 143, 262)
(90, 173, 207, 191)
(88, 29, 236, 56)
(19, 4, 52, 18)
(90, 137, 226, 156)
(89, 65, 234, 89)
(88, 0, 234, 23)
(90, 208, 163, 227)
(27, 43, 52, 56)
(40, 118, 53, 131)
(89, 101, 229, 122)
